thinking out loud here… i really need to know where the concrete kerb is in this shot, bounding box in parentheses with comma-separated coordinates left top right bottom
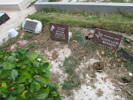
(0, 0, 35, 11)
(35, 2, 133, 13)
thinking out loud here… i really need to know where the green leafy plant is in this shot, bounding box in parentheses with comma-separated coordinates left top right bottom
(62, 56, 81, 90)
(71, 29, 85, 45)
(123, 37, 133, 44)
(27, 42, 39, 49)
(0, 49, 61, 100)
(23, 33, 33, 40)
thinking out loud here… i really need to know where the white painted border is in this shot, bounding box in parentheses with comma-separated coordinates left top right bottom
(35, 2, 133, 13)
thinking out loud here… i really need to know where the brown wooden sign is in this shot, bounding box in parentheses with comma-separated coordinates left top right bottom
(93, 28, 122, 50)
(50, 23, 68, 42)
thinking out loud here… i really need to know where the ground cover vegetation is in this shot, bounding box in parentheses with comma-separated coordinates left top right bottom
(1, 25, 133, 99)
(29, 9, 133, 34)
(0, 9, 133, 99)
(0, 48, 61, 100)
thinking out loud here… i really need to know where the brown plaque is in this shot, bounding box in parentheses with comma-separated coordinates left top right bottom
(50, 23, 68, 42)
(93, 28, 122, 50)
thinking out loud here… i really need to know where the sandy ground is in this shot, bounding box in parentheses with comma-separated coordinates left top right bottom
(8, 26, 129, 100)
(7, 24, 130, 100)
(44, 46, 72, 84)
(0, 6, 36, 45)
(41, 46, 126, 100)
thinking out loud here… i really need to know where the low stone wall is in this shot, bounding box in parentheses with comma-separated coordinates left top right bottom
(35, 2, 133, 13)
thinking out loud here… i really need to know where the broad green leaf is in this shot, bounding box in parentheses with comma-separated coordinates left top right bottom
(36, 89, 49, 100)
(16, 84, 25, 94)
(0, 70, 10, 80)
(36, 93, 48, 100)
(3, 62, 16, 70)
(33, 62, 40, 68)
(7, 96, 16, 100)
(0, 49, 61, 100)
(11, 70, 18, 80)
(35, 76, 49, 85)
(18, 71, 32, 83)
(30, 81, 41, 92)
(48, 83, 58, 90)
(7, 56, 16, 63)
(40, 63, 51, 73)
(0, 87, 8, 97)
(51, 91, 58, 97)
(27, 52, 38, 61)
(21, 90, 28, 99)
(1, 82, 7, 88)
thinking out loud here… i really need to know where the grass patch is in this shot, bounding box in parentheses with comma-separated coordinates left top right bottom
(123, 60, 133, 72)
(63, 56, 80, 75)
(29, 9, 133, 34)
(0, 37, 19, 50)
(120, 48, 133, 71)
(27, 42, 39, 49)
(63, 74, 81, 90)
(63, 56, 80, 67)
(71, 29, 85, 45)
(23, 33, 33, 40)
(62, 56, 81, 90)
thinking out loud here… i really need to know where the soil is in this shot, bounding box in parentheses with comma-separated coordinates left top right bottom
(5, 26, 132, 100)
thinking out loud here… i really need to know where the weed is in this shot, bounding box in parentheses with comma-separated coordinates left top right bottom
(123, 60, 133, 72)
(83, 41, 99, 52)
(0, 36, 19, 50)
(62, 56, 81, 90)
(63, 56, 80, 69)
(103, 49, 117, 58)
(65, 67, 75, 75)
(23, 33, 33, 40)
(71, 29, 85, 45)
(27, 42, 39, 49)
(63, 74, 81, 90)
(123, 37, 133, 44)
(121, 76, 133, 83)
(120, 48, 133, 71)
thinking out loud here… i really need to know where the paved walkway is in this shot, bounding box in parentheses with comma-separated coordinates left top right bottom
(0, 6, 36, 45)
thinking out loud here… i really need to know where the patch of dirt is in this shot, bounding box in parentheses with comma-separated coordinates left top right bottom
(6, 26, 130, 100)
(44, 46, 72, 84)
(71, 72, 125, 100)
(62, 57, 125, 100)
